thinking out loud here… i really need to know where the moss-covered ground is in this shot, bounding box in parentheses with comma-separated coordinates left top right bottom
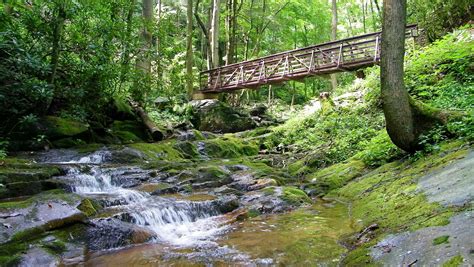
(319, 141, 472, 265)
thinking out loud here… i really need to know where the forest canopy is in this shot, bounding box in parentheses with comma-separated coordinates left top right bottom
(0, 0, 472, 152)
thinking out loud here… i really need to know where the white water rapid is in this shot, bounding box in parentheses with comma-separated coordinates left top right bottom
(55, 152, 229, 248)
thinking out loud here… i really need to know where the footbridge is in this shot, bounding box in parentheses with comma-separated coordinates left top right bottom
(199, 24, 418, 93)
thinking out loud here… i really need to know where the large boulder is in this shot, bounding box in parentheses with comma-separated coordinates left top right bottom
(190, 100, 256, 133)
(42, 116, 89, 140)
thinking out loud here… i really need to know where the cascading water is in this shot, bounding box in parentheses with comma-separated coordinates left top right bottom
(49, 150, 230, 248)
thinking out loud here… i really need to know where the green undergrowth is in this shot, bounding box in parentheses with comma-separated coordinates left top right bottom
(332, 140, 470, 265)
(265, 105, 385, 165)
(264, 28, 472, 173)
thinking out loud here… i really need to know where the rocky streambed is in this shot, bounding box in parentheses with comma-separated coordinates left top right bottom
(0, 134, 354, 266)
(3, 132, 471, 266)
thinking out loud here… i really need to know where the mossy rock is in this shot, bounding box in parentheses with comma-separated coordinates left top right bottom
(41, 240, 67, 255)
(129, 141, 185, 161)
(110, 120, 149, 143)
(281, 186, 312, 205)
(191, 100, 256, 133)
(114, 98, 134, 116)
(42, 116, 89, 139)
(77, 199, 101, 217)
(0, 160, 62, 199)
(338, 141, 471, 265)
(195, 166, 232, 186)
(173, 141, 200, 159)
(200, 135, 259, 158)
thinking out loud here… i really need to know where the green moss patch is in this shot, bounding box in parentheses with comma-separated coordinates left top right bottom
(281, 187, 312, 205)
(306, 159, 366, 195)
(201, 135, 259, 158)
(130, 141, 185, 161)
(43, 116, 89, 138)
(110, 120, 148, 144)
(77, 198, 100, 217)
(443, 255, 464, 267)
(0, 241, 28, 266)
(432, 235, 450, 245)
(42, 240, 67, 255)
(336, 141, 470, 265)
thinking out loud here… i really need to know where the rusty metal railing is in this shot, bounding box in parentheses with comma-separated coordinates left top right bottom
(199, 24, 418, 92)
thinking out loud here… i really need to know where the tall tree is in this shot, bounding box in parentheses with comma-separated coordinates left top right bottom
(380, 0, 458, 152)
(50, 1, 67, 85)
(330, 0, 337, 90)
(194, 0, 212, 69)
(225, 0, 238, 65)
(186, 0, 194, 98)
(134, 0, 154, 103)
(210, 0, 221, 68)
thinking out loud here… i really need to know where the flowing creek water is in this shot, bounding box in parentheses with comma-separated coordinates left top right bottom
(33, 149, 355, 266)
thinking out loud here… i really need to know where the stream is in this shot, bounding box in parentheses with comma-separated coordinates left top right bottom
(11, 147, 355, 266)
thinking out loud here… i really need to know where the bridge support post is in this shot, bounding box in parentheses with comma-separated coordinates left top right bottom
(192, 92, 220, 100)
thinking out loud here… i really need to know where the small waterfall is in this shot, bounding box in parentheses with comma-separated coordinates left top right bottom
(63, 166, 148, 204)
(72, 150, 111, 164)
(129, 200, 227, 246)
(49, 149, 228, 248)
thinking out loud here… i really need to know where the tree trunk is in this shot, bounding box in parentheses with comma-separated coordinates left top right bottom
(225, 0, 237, 65)
(373, 0, 382, 20)
(330, 0, 338, 91)
(380, 0, 457, 152)
(362, 0, 367, 33)
(186, 0, 194, 98)
(119, 0, 136, 91)
(195, 0, 212, 70)
(130, 101, 164, 141)
(134, 0, 154, 104)
(210, 0, 220, 68)
(50, 2, 66, 85)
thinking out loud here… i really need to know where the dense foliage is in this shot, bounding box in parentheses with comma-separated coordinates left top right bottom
(0, 0, 471, 154)
(264, 28, 473, 167)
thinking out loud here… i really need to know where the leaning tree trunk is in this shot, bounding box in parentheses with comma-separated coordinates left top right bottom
(380, 0, 458, 152)
(130, 101, 164, 141)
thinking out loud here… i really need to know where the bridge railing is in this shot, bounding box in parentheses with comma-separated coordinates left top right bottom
(199, 24, 418, 92)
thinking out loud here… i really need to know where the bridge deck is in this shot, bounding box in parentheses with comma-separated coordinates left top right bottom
(199, 25, 418, 93)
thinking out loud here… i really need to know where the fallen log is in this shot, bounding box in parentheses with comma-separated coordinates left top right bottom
(129, 101, 164, 141)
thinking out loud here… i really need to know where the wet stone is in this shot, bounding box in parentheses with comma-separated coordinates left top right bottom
(86, 218, 156, 251)
(19, 247, 59, 267)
